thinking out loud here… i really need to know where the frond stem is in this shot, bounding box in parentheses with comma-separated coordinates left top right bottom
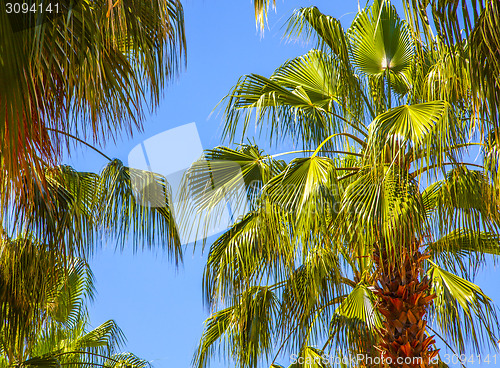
(313, 134, 366, 158)
(53, 351, 121, 363)
(272, 150, 362, 158)
(324, 108, 369, 137)
(340, 277, 357, 288)
(47, 129, 112, 162)
(338, 171, 360, 181)
(410, 162, 484, 178)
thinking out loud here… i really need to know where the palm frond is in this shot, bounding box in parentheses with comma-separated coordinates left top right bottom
(349, 0, 414, 77)
(253, 0, 276, 32)
(423, 167, 500, 239)
(278, 247, 347, 352)
(194, 287, 278, 368)
(285, 7, 351, 64)
(403, 0, 500, 137)
(427, 229, 500, 277)
(222, 50, 360, 149)
(97, 159, 181, 259)
(203, 207, 294, 307)
(0, 0, 186, 197)
(427, 261, 500, 354)
(327, 283, 381, 354)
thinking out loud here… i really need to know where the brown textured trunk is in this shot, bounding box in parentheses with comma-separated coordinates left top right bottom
(373, 246, 439, 368)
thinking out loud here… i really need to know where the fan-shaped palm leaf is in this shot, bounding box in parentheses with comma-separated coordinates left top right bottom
(222, 50, 364, 148)
(349, 0, 414, 77)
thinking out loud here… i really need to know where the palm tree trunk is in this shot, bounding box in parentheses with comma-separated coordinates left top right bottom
(373, 246, 439, 367)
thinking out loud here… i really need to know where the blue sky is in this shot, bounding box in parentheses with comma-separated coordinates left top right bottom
(64, 1, 500, 367)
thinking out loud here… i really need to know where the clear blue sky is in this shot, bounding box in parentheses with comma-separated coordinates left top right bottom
(64, 1, 500, 368)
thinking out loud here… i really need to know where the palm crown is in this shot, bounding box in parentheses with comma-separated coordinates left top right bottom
(182, 1, 500, 367)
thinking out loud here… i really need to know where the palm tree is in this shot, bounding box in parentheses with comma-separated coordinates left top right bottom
(1, 0, 185, 352)
(0, 235, 150, 368)
(403, 0, 500, 148)
(182, 1, 500, 367)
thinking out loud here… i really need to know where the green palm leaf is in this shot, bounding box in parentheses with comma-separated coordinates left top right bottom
(367, 100, 466, 175)
(427, 262, 500, 354)
(423, 168, 500, 237)
(222, 50, 359, 148)
(180, 145, 285, 215)
(368, 101, 451, 150)
(279, 247, 347, 351)
(194, 287, 278, 368)
(264, 156, 337, 215)
(9, 160, 182, 260)
(328, 283, 381, 352)
(428, 229, 500, 277)
(264, 155, 343, 246)
(97, 159, 181, 258)
(403, 0, 500, 132)
(333, 284, 381, 328)
(349, 0, 414, 77)
(203, 209, 293, 306)
(285, 6, 373, 121)
(285, 7, 350, 66)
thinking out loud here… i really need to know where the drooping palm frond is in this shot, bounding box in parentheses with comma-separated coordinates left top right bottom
(285, 7, 369, 121)
(7, 160, 182, 260)
(97, 160, 181, 258)
(422, 41, 471, 107)
(178, 144, 287, 246)
(253, 0, 276, 32)
(277, 246, 347, 352)
(202, 208, 293, 306)
(423, 167, 500, 240)
(0, 236, 66, 359)
(194, 286, 278, 368)
(327, 283, 382, 354)
(24, 319, 150, 368)
(1, 159, 182, 346)
(285, 7, 351, 63)
(427, 261, 500, 355)
(427, 229, 500, 278)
